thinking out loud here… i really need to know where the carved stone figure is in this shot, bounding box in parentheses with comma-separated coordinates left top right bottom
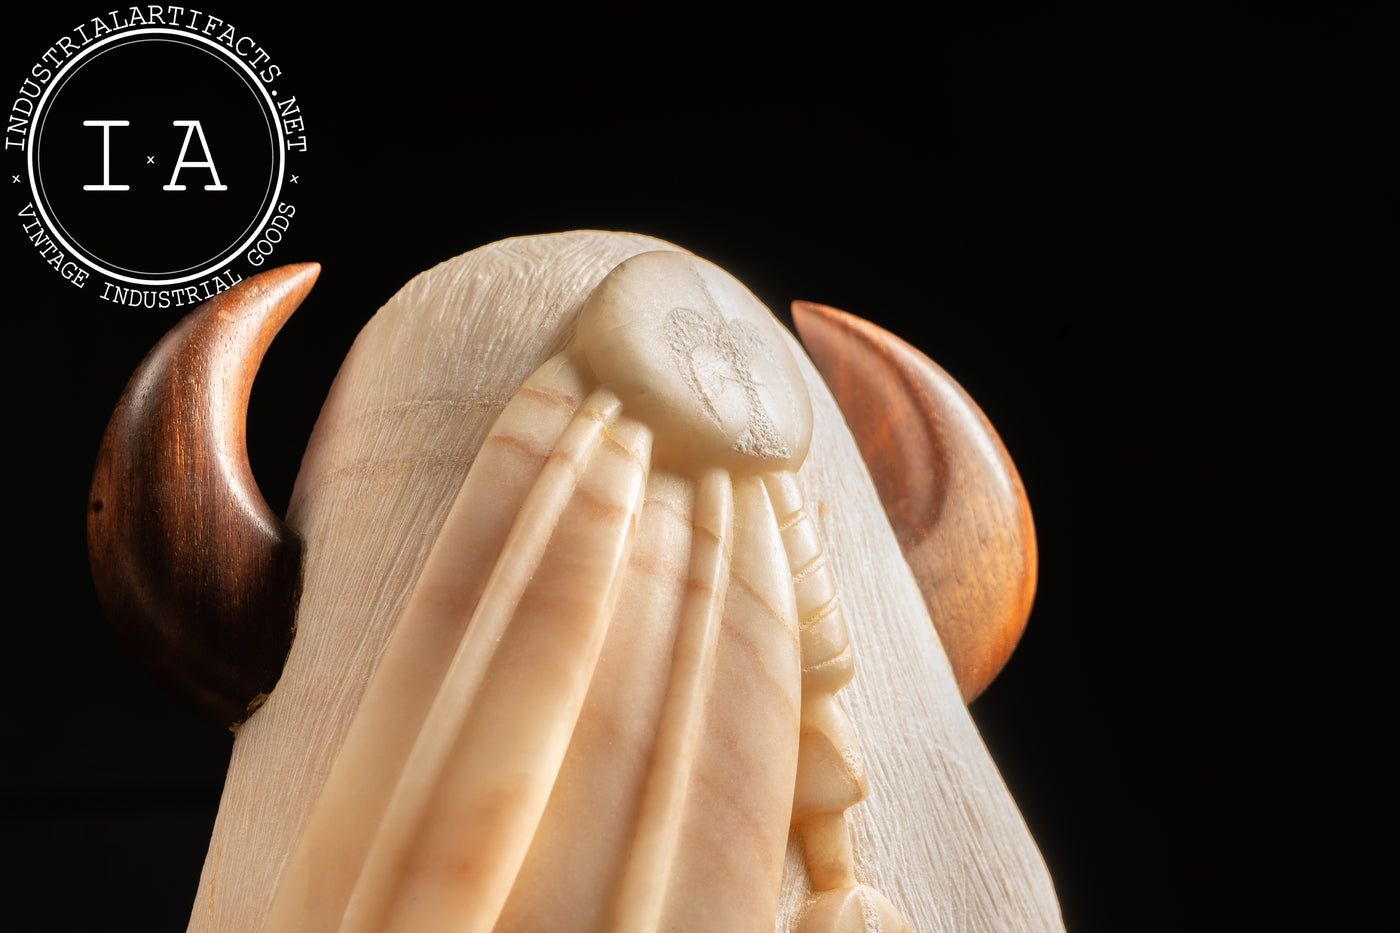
(89, 232, 1061, 931)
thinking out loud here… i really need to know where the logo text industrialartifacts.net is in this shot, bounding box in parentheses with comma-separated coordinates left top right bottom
(9, 7, 308, 308)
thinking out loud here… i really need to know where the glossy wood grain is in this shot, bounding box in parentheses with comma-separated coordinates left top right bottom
(88, 264, 318, 726)
(791, 301, 1037, 702)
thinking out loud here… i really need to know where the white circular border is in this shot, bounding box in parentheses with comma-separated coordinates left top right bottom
(26, 26, 286, 287)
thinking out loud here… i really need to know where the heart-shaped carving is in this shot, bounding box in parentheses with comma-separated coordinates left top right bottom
(665, 305, 793, 461)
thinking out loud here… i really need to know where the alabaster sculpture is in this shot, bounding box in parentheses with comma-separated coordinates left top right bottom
(89, 232, 1061, 932)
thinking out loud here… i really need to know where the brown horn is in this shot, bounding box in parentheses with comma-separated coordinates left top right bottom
(791, 300, 1037, 702)
(88, 263, 319, 727)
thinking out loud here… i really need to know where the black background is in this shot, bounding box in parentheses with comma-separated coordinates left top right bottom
(4, 3, 1387, 930)
(30, 33, 281, 278)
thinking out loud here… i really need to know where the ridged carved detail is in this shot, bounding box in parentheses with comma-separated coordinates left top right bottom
(263, 252, 909, 931)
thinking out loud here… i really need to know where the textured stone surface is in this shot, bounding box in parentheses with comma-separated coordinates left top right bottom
(188, 233, 1062, 932)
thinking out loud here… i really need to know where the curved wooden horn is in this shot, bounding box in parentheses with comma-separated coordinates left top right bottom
(791, 300, 1037, 702)
(88, 263, 319, 727)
